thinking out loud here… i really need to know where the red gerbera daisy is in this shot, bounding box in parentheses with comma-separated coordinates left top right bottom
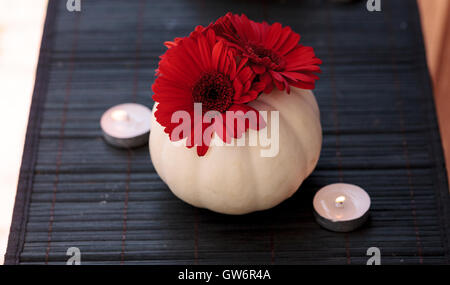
(163, 25, 206, 49)
(153, 29, 266, 156)
(216, 13, 322, 93)
(162, 15, 235, 49)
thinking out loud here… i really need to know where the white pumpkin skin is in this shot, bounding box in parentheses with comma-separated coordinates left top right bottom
(149, 87, 322, 215)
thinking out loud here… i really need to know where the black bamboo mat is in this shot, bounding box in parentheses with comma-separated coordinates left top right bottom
(5, 0, 450, 265)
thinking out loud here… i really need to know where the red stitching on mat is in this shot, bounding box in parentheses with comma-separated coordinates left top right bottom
(344, 234, 351, 265)
(403, 143, 424, 263)
(194, 209, 199, 264)
(120, 0, 145, 264)
(44, 13, 81, 265)
(120, 150, 132, 264)
(384, 2, 424, 264)
(132, 0, 144, 103)
(270, 233, 275, 265)
(325, 4, 351, 265)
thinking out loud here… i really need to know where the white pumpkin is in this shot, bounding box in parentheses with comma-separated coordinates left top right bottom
(149, 87, 322, 215)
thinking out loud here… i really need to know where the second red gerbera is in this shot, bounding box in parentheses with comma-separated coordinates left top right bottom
(216, 13, 322, 94)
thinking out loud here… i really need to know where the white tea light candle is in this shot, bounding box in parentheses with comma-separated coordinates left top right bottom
(101, 103, 152, 148)
(313, 183, 371, 232)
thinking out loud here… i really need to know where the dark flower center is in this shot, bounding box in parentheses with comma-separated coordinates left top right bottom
(245, 43, 285, 70)
(192, 72, 234, 113)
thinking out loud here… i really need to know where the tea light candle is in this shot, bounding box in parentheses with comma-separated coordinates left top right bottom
(100, 103, 152, 148)
(313, 183, 371, 232)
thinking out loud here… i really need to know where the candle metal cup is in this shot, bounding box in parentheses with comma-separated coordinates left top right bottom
(313, 183, 371, 233)
(101, 103, 152, 149)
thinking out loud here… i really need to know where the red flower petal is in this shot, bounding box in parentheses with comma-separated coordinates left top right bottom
(214, 13, 322, 92)
(251, 64, 266, 74)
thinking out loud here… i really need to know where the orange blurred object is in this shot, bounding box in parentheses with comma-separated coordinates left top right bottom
(418, 0, 450, 188)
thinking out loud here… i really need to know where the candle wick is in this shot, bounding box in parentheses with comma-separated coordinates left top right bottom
(111, 110, 130, 122)
(335, 196, 346, 208)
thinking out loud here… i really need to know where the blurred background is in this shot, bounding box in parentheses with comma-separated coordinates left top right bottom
(0, 0, 48, 264)
(417, 0, 450, 182)
(0, 0, 448, 264)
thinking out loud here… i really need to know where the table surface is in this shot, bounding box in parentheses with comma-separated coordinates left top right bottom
(5, 0, 450, 265)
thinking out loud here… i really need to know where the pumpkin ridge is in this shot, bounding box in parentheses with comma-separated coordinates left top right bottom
(257, 89, 320, 173)
(248, 96, 309, 203)
(254, 92, 309, 168)
(243, 143, 262, 210)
